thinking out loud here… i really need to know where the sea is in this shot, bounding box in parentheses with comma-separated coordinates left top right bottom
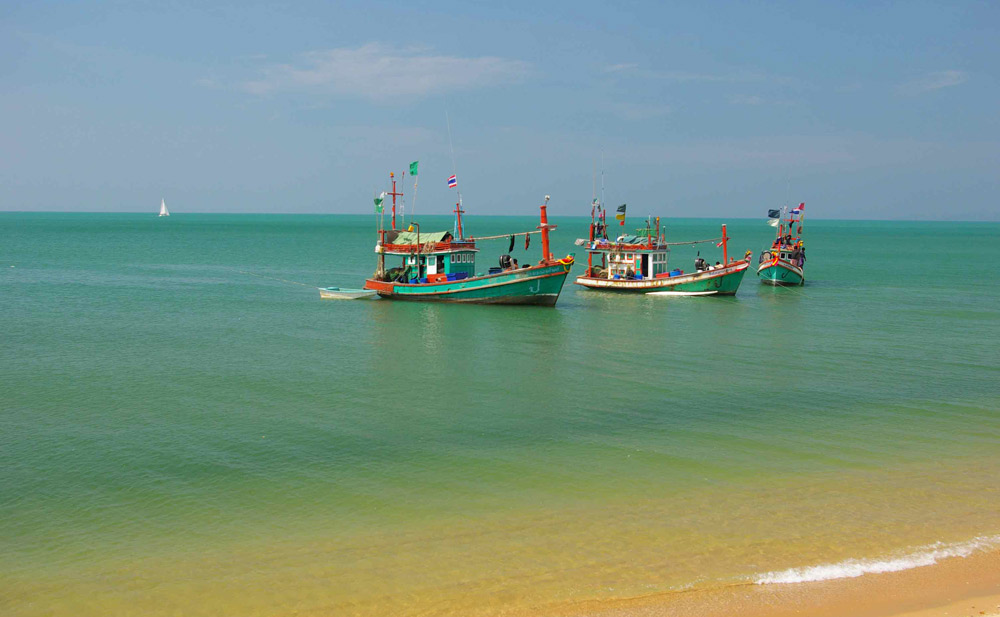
(2, 212, 999, 616)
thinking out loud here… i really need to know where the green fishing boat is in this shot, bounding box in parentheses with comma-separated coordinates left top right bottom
(363, 170, 573, 305)
(574, 204, 751, 296)
(757, 203, 806, 286)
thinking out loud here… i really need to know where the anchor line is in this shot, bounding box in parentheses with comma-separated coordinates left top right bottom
(240, 271, 318, 288)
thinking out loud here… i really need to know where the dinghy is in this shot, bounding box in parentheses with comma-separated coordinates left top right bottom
(318, 287, 379, 300)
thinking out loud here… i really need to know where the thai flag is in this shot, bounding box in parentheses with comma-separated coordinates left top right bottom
(791, 202, 804, 214)
(447, 175, 457, 188)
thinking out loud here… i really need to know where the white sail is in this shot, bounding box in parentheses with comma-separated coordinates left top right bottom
(159, 199, 170, 217)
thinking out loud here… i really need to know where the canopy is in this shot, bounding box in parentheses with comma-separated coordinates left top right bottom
(390, 230, 452, 245)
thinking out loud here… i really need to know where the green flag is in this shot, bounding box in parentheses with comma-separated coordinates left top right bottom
(409, 161, 419, 176)
(374, 191, 385, 213)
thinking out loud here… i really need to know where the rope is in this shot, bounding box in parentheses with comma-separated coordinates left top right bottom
(469, 230, 541, 241)
(663, 237, 723, 246)
(240, 271, 318, 289)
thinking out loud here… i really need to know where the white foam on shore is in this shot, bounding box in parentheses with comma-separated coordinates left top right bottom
(754, 535, 1000, 585)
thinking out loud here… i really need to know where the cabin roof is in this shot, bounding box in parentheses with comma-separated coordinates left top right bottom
(390, 230, 453, 245)
(586, 238, 668, 253)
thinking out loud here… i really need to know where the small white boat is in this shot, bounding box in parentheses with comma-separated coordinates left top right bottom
(159, 199, 170, 217)
(319, 287, 379, 300)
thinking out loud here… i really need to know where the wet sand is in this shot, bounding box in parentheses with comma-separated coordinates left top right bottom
(551, 548, 1000, 617)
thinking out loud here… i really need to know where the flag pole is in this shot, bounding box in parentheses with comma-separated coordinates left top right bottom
(598, 154, 607, 240)
(446, 110, 463, 236)
(411, 174, 418, 223)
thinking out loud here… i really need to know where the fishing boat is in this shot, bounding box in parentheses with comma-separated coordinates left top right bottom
(362, 171, 574, 306)
(757, 203, 806, 286)
(574, 205, 751, 296)
(158, 199, 169, 217)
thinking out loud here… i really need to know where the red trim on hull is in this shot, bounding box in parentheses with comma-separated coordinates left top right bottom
(575, 261, 749, 291)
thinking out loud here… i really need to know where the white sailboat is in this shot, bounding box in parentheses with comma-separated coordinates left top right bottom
(159, 199, 170, 217)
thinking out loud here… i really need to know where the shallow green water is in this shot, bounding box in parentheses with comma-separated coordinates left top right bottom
(2, 213, 999, 616)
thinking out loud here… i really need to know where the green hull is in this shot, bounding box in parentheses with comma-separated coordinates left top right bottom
(575, 261, 749, 296)
(366, 263, 572, 306)
(757, 261, 804, 286)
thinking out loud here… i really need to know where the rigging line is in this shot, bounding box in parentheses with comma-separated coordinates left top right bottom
(663, 237, 724, 246)
(445, 109, 458, 178)
(469, 230, 542, 241)
(240, 271, 317, 289)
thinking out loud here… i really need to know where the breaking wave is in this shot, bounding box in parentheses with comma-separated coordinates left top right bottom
(754, 535, 1000, 585)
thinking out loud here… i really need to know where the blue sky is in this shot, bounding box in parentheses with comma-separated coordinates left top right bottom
(2, 0, 998, 219)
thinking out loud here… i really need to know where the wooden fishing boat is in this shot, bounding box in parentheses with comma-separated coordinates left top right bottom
(757, 203, 806, 286)
(363, 174, 573, 306)
(574, 206, 751, 296)
(318, 287, 379, 300)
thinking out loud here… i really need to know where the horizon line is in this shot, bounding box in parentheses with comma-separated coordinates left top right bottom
(0, 211, 998, 223)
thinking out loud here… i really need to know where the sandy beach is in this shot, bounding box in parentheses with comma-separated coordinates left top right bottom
(556, 548, 1000, 617)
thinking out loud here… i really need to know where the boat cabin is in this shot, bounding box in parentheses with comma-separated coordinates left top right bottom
(377, 229, 480, 284)
(589, 235, 672, 280)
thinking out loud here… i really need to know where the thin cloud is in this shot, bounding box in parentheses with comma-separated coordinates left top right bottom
(603, 63, 639, 73)
(243, 43, 530, 99)
(603, 63, 770, 83)
(897, 70, 968, 95)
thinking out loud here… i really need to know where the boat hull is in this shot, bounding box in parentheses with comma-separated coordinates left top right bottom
(757, 259, 804, 286)
(319, 287, 379, 300)
(365, 262, 572, 306)
(575, 260, 749, 295)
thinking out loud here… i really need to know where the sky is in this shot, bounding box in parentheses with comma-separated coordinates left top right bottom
(1, 0, 998, 220)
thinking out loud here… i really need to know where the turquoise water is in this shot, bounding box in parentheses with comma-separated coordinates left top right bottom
(2, 213, 999, 616)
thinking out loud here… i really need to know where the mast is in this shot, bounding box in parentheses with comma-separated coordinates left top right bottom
(775, 205, 786, 246)
(388, 173, 403, 231)
(539, 196, 553, 263)
(454, 202, 465, 239)
(721, 224, 729, 265)
(600, 152, 605, 219)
